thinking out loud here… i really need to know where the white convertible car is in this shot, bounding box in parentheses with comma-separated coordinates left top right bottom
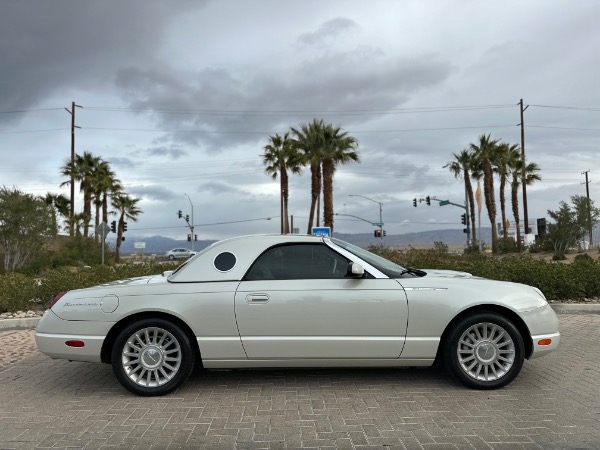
(36, 234, 560, 396)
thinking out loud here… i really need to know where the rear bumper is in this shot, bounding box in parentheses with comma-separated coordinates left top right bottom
(35, 332, 104, 362)
(35, 309, 112, 363)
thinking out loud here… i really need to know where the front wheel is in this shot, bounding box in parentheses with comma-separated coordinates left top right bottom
(111, 318, 195, 396)
(443, 312, 525, 389)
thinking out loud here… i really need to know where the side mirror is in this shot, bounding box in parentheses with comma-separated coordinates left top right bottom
(346, 262, 365, 278)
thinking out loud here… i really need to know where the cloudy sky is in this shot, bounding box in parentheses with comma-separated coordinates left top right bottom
(2, 0, 599, 241)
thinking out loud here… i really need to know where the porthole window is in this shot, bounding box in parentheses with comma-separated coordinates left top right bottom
(214, 252, 236, 272)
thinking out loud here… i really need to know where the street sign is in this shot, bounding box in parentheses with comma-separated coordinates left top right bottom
(96, 222, 111, 235)
(372, 222, 383, 227)
(439, 200, 450, 206)
(311, 227, 331, 237)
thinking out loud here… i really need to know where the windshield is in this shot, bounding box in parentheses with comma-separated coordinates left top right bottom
(330, 238, 408, 278)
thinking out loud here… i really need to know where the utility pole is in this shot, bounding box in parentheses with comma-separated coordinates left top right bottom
(582, 170, 593, 246)
(64, 102, 82, 236)
(519, 99, 529, 234)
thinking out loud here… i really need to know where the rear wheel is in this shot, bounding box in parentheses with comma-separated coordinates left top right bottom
(443, 312, 525, 389)
(111, 318, 195, 396)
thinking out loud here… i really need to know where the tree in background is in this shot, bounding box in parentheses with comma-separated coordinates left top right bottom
(469, 134, 500, 253)
(291, 119, 359, 233)
(262, 132, 302, 233)
(90, 159, 122, 240)
(508, 151, 541, 251)
(495, 142, 520, 238)
(444, 149, 477, 246)
(44, 193, 70, 235)
(546, 195, 600, 258)
(291, 119, 325, 233)
(60, 151, 102, 237)
(320, 123, 359, 231)
(111, 194, 142, 263)
(0, 187, 55, 270)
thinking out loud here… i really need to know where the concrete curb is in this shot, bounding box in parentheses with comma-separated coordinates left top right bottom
(550, 303, 600, 314)
(0, 317, 41, 331)
(0, 303, 599, 332)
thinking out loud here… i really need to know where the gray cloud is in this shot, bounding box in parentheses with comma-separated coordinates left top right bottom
(298, 17, 359, 46)
(0, 0, 207, 113)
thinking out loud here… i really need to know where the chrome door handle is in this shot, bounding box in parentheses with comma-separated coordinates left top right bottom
(245, 293, 270, 304)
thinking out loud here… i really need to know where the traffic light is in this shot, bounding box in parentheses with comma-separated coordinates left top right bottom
(123, 222, 128, 232)
(374, 229, 382, 237)
(110, 221, 116, 233)
(426, 196, 431, 206)
(187, 234, 192, 242)
(186, 214, 190, 222)
(177, 210, 182, 219)
(461, 213, 467, 225)
(194, 234, 198, 241)
(463, 228, 468, 234)
(412, 198, 417, 207)
(383, 230, 387, 237)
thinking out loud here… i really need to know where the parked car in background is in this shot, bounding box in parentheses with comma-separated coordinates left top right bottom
(35, 234, 560, 396)
(164, 248, 196, 260)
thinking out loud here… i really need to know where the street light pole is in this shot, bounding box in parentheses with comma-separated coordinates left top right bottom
(184, 193, 195, 251)
(349, 194, 384, 246)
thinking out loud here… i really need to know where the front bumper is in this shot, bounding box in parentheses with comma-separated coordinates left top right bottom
(530, 331, 561, 359)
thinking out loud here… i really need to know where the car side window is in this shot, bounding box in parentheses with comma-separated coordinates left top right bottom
(245, 244, 350, 281)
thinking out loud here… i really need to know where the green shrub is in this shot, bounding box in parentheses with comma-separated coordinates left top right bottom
(372, 247, 600, 301)
(0, 261, 178, 312)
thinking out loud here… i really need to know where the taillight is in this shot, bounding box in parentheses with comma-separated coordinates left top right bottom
(50, 291, 67, 308)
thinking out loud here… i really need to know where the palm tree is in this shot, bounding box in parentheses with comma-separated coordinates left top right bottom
(111, 194, 142, 263)
(262, 132, 302, 233)
(470, 134, 500, 253)
(45, 193, 70, 235)
(90, 159, 122, 240)
(320, 123, 359, 231)
(509, 152, 541, 251)
(494, 142, 519, 239)
(60, 151, 101, 237)
(63, 212, 87, 237)
(444, 149, 477, 246)
(291, 119, 325, 233)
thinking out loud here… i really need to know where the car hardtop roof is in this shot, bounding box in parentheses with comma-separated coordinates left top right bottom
(212, 233, 327, 247)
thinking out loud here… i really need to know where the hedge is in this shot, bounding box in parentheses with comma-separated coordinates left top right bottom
(0, 262, 176, 314)
(1, 252, 599, 313)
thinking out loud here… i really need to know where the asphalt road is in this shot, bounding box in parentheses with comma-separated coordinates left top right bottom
(0, 314, 599, 449)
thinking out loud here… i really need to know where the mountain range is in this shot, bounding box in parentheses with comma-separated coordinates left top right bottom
(106, 228, 493, 255)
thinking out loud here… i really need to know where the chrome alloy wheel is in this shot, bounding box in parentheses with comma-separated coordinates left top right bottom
(121, 327, 182, 388)
(456, 322, 515, 382)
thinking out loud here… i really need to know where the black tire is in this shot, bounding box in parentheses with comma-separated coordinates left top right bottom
(443, 311, 525, 389)
(168, 255, 175, 260)
(111, 318, 195, 396)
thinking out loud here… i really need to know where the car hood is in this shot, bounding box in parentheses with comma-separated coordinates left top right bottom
(422, 269, 479, 278)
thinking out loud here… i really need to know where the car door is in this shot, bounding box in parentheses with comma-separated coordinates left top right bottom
(234, 243, 408, 360)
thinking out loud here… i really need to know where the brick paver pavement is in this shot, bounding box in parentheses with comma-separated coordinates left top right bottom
(0, 314, 599, 449)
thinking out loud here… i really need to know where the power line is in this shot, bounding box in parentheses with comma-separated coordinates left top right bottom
(83, 103, 516, 116)
(0, 108, 64, 114)
(527, 125, 600, 132)
(530, 104, 600, 112)
(0, 128, 69, 135)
